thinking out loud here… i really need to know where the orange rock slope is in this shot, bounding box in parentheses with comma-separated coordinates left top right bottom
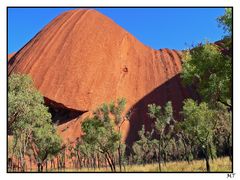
(8, 9, 195, 144)
(8, 52, 15, 60)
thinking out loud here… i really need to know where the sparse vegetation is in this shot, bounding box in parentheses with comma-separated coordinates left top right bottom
(7, 8, 233, 172)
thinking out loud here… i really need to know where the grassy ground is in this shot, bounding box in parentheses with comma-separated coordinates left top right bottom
(50, 156, 231, 172)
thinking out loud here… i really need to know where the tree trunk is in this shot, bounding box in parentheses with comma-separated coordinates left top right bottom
(86, 158, 89, 170)
(182, 139, 190, 163)
(50, 160, 53, 170)
(228, 135, 233, 162)
(30, 158, 32, 171)
(45, 160, 48, 172)
(203, 147, 211, 172)
(93, 156, 96, 171)
(57, 157, 59, 171)
(111, 155, 116, 172)
(118, 145, 122, 172)
(17, 158, 20, 171)
(105, 154, 113, 171)
(82, 157, 85, 168)
(97, 153, 100, 169)
(37, 163, 41, 172)
(229, 147, 233, 163)
(158, 137, 162, 172)
(76, 153, 81, 169)
(105, 157, 108, 170)
(205, 156, 210, 172)
(19, 154, 25, 172)
(63, 151, 66, 171)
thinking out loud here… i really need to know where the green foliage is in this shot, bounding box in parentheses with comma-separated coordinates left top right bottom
(181, 99, 215, 145)
(132, 125, 155, 164)
(8, 74, 44, 130)
(148, 101, 173, 134)
(82, 98, 126, 152)
(82, 116, 120, 154)
(181, 8, 232, 108)
(213, 102, 232, 159)
(8, 74, 62, 171)
(32, 123, 62, 165)
(109, 98, 127, 125)
(81, 98, 126, 171)
(181, 43, 232, 106)
(147, 102, 174, 171)
(180, 99, 217, 166)
(217, 8, 232, 35)
(179, 9, 233, 168)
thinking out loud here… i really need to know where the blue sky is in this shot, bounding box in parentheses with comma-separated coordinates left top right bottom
(8, 7, 226, 54)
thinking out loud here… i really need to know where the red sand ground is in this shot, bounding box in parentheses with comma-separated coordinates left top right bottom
(8, 9, 195, 145)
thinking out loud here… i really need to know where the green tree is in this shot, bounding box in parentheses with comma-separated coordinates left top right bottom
(181, 99, 216, 172)
(213, 102, 232, 162)
(175, 123, 195, 163)
(181, 8, 232, 109)
(8, 138, 14, 171)
(218, 8, 232, 35)
(8, 74, 62, 172)
(8, 74, 42, 171)
(148, 101, 173, 171)
(31, 123, 62, 172)
(109, 98, 127, 172)
(81, 99, 126, 172)
(132, 125, 155, 165)
(181, 43, 232, 107)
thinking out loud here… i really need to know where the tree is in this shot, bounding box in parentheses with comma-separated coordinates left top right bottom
(31, 123, 62, 172)
(181, 43, 232, 108)
(213, 102, 232, 162)
(81, 99, 126, 172)
(181, 99, 216, 172)
(109, 98, 127, 172)
(181, 8, 232, 109)
(8, 74, 62, 172)
(180, 8, 233, 170)
(8, 74, 42, 171)
(148, 101, 173, 171)
(217, 8, 232, 36)
(174, 123, 194, 163)
(8, 138, 14, 171)
(132, 125, 155, 165)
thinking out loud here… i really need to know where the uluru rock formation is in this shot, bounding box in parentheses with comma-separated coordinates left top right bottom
(8, 9, 196, 144)
(8, 52, 15, 60)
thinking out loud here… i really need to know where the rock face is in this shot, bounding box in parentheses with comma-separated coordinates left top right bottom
(8, 9, 195, 144)
(8, 52, 15, 60)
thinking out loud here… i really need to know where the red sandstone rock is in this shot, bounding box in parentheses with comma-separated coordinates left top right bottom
(8, 9, 195, 144)
(8, 52, 15, 60)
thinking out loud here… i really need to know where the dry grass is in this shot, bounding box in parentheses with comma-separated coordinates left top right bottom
(125, 157, 231, 172)
(50, 156, 231, 172)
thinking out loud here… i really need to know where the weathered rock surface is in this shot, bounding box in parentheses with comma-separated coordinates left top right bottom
(8, 52, 15, 60)
(8, 9, 195, 144)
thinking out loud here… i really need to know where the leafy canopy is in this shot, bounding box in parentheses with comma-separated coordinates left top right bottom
(8, 74, 61, 167)
(148, 101, 173, 134)
(181, 8, 232, 107)
(181, 43, 232, 105)
(217, 8, 232, 36)
(181, 99, 216, 147)
(81, 98, 126, 154)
